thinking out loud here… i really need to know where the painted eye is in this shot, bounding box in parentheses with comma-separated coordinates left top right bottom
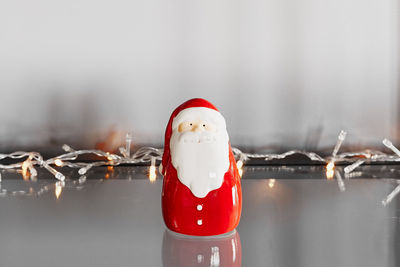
(189, 123, 192, 126)
(202, 124, 205, 127)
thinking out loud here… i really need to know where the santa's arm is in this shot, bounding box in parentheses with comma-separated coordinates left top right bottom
(159, 157, 170, 176)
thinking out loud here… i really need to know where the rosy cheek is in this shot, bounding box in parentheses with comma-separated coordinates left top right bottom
(206, 125, 215, 132)
(178, 123, 190, 133)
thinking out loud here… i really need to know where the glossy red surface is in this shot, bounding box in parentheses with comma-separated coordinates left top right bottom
(161, 98, 242, 236)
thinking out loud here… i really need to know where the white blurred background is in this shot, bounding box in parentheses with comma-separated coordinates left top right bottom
(0, 0, 398, 151)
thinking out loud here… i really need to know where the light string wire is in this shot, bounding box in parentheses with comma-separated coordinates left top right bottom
(1, 130, 400, 204)
(1, 130, 400, 181)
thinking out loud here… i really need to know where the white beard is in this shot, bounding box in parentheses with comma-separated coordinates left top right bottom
(170, 129, 230, 198)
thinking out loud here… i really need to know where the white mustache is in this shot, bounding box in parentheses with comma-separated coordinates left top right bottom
(178, 131, 217, 144)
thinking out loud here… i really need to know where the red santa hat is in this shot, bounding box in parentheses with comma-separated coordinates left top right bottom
(161, 98, 224, 175)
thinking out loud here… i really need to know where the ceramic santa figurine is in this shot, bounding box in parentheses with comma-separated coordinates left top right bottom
(160, 98, 242, 236)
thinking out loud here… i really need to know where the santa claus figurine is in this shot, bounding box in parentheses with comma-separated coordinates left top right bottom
(160, 98, 242, 236)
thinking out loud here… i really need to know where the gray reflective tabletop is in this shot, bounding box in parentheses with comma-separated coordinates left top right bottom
(0, 166, 399, 267)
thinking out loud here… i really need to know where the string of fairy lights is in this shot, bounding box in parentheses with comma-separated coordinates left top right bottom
(1, 130, 400, 205)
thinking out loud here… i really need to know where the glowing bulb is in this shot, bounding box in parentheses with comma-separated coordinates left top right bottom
(326, 161, 335, 170)
(78, 167, 87, 175)
(21, 160, 30, 178)
(236, 153, 246, 178)
(55, 182, 63, 199)
(268, 179, 276, 188)
(326, 161, 335, 179)
(149, 166, 157, 182)
(106, 152, 114, 161)
(149, 157, 157, 183)
(28, 166, 37, 177)
(54, 159, 63, 167)
(55, 172, 65, 181)
(326, 170, 334, 179)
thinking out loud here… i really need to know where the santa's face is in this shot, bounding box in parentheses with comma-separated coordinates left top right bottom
(169, 107, 230, 198)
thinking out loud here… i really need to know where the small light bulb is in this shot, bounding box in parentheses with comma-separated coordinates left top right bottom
(105, 152, 114, 161)
(149, 167, 157, 183)
(326, 161, 335, 179)
(62, 144, 73, 152)
(344, 159, 365, 174)
(28, 166, 37, 177)
(55, 172, 65, 181)
(332, 130, 347, 157)
(236, 153, 246, 178)
(383, 138, 400, 157)
(21, 160, 30, 178)
(55, 181, 63, 199)
(268, 179, 276, 188)
(326, 161, 335, 170)
(54, 159, 63, 167)
(149, 157, 157, 183)
(382, 138, 392, 147)
(78, 167, 87, 175)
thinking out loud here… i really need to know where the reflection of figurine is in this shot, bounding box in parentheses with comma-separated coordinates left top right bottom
(162, 229, 242, 267)
(161, 99, 242, 236)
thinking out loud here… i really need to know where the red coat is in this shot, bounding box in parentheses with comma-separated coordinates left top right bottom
(162, 146, 242, 236)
